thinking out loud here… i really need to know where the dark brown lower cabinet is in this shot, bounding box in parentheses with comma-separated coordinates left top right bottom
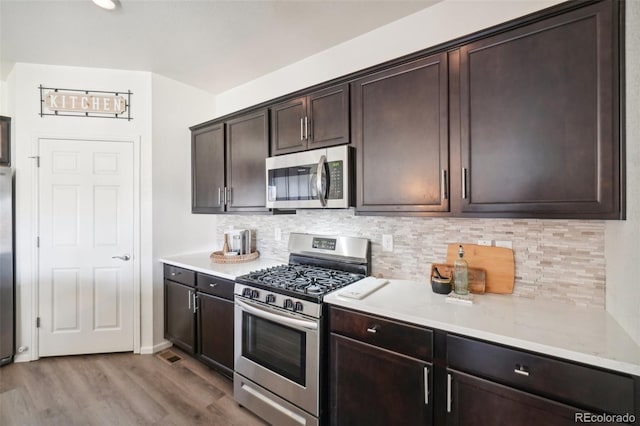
(164, 266, 235, 379)
(329, 333, 432, 426)
(446, 370, 602, 426)
(197, 291, 234, 377)
(164, 279, 196, 354)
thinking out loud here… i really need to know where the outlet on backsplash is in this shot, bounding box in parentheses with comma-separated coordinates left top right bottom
(274, 227, 282, 241)
(382, 234, 393, 252)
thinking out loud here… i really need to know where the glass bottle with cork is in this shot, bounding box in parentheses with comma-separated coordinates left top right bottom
(454, 245, 469, 295)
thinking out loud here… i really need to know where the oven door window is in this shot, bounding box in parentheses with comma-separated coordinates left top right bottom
(242, 312, 306, 386)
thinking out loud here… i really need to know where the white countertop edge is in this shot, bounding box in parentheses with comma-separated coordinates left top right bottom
(159, 251, 286, 281)
(325, 295, 640, 377)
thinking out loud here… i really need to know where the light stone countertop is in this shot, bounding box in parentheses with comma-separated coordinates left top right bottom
(159, 251, 285, 281)
(324, 279, 640, 376)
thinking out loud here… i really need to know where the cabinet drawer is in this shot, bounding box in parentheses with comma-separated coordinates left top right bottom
(447, 334, 635, 416)
(196, 273, 234, 300)
(164, 264, 195, 287)
(329, 306, 432, 361)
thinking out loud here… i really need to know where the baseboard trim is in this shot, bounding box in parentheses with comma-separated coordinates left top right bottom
(14, 353, 32, 363)
(140, 340, 172, 355)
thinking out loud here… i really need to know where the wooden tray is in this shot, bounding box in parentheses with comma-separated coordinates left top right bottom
(446, 244, 515, 294)
(210, 250, 260, 264)
(431, 263, 486, 294)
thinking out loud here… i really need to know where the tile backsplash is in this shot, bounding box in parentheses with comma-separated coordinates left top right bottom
(216, 209, 605, 308)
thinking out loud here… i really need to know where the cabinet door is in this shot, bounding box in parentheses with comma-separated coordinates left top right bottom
(307, 83, 349, 150)
(447, 370, 601, 426)
(197, 292, 234, 377)
(329, 333, 432, 426)
(192, 123, 225, 213)
(226, 110, 269, 212)
(353, 53, 449, 213)
(270, 97, 307, 155)
(0, 116, 10, 166)
(457, 1, 620, 218)
(164, 279, 195, 354)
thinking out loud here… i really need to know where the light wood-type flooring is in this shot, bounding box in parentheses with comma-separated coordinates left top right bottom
(0, 348, 267, 426)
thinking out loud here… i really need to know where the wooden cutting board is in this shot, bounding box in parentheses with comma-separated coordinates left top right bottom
(431, 263, 486, 294)
(446, 243, 515, 294)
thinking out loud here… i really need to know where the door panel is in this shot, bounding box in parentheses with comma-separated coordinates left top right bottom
(192, 123, 225, 213)
(308, 83, 349, 149)
(353, 53, 449, 213)
(458, 1, 618, 217)
(226, 110, 269, 212)
(39, 138, 134, 356)
(270, 97, 307, 155)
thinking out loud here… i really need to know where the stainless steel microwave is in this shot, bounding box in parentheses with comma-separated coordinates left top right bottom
(265, 145, 352, 209)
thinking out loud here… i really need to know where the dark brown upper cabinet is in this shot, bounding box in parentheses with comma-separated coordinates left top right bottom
(192, 123, 225, 213)
(454, 0, 621, 218)
(225, 110, 269, 212)
(352, 53, 449, 214)
(0, 116, 10, 166)
(270, 83, 349, 155)
(191, 109, 269, 213)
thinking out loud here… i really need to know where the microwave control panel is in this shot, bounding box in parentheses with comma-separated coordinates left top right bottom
(327, 161, 343, 200)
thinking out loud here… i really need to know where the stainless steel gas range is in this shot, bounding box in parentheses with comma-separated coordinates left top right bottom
(233, 233, 370, 426)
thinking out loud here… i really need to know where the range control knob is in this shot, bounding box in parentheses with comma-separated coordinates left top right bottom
(294, 302, 304, 313)
(251, 289, 260, 299)
(242, 288, 252, 298)
(283, 299, 294, 310)
(266, 294, 276, 304)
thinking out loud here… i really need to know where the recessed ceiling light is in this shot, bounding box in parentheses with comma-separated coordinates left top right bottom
(92, 0, 117, 10)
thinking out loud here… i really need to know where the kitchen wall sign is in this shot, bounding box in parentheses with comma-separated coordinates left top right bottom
(38, 85, 133, 120)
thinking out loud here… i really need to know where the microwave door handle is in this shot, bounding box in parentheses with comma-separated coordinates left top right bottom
(316, 155, 327, 207)
(236, 298, 318, 330)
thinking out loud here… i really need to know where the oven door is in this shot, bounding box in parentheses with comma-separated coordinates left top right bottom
(234, 297, 320, 416)
(265, 145, 350, 209)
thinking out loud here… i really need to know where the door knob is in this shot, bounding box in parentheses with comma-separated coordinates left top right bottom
(112, 254, 131, 261)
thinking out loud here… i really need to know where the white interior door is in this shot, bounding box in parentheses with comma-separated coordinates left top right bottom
(38, 138, 134, 356)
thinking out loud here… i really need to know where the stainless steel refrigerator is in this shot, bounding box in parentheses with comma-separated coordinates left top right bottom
(0, 167, 14, 366)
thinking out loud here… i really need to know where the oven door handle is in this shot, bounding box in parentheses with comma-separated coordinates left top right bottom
(236, 299, 318, 330)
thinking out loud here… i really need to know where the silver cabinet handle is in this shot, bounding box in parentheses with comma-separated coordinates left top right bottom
(316, 155, 327, 207)
(447, 373, 452, 413)
(209, 283, 218, 288)
(300, 117, 304, 141)
(366, 325, 378, 334)
(424, 367, 429, 405)
(112, 254, 131, 261)
(223, 187, 228, 206)
(218, 187, 222, 206)
(192, 293, 198, 314)
(188, 290, 192, 310)
(514, 365, 530, 376)
(170, 271, 180, 276)
(304, 116, 308, 140)
(461, 167, 468, 199)
(441, 169, 448, 200)
(228, 187, 232, 204)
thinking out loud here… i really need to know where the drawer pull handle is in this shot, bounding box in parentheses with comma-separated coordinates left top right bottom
(514, 365, 530, 377)
(171, 271, 181, 276)
(366, 325, 379, 334)
(209, 283, 218, 288)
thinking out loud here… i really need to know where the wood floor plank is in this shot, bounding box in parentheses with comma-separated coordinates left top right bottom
(0, 350, 267, 426)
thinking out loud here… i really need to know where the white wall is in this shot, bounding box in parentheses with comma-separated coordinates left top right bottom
(606, 2, 640, 346)
(215, 0, 564, 116)
(151, 74, 216, 349)
(10, 63, 153, 360)
(0, 79, 7, 115)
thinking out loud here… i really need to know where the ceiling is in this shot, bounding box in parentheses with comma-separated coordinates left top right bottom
(0, 0, 438, 94)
